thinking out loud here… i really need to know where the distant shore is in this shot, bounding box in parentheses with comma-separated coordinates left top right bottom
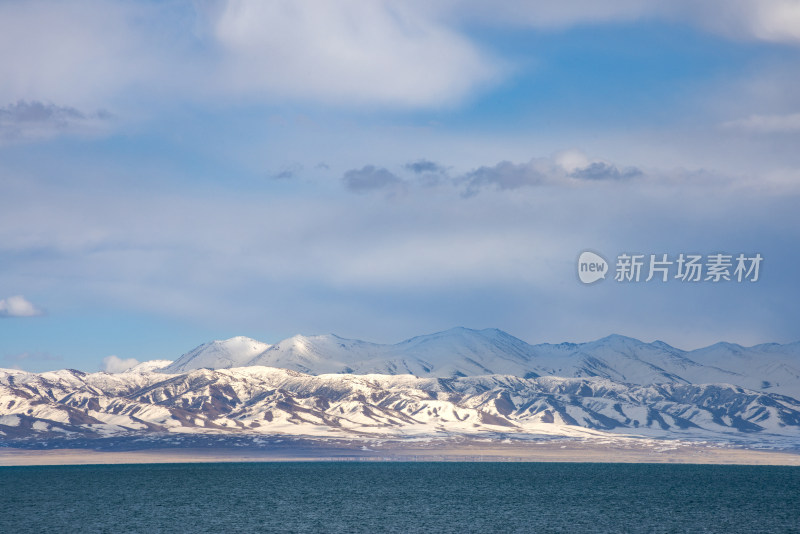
(2, 439, 800, 466)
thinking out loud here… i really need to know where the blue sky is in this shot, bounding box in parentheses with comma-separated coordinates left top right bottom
(1, 0, 800, 371)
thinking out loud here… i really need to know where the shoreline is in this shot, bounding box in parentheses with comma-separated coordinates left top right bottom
(3, 440, 800, 466)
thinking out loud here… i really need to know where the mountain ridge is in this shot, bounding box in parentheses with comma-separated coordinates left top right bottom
(2, 364, 799, 448)
(157, 327, 800, 399)
(3, 327, 800, 448)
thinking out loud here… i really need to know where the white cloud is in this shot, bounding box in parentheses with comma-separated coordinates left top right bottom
(553, 149, 591, 174)
(685, 0, 800, 44)
(343, 165, 406, 193)
(0, 100, 111, 142)
(0, 1, 167, 107)
(1, 148, 797, 351)
(722, 112, 800, 133)
(1, 0, 797, 120)
(0, 295, 43, 318)
(102, 355, 140, 373)
(0, 0, 501, 112)
(459, 151, 644, 194)
(213, 0, 500, 107)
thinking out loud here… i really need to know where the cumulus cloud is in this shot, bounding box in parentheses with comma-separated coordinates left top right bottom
(570, 161, 643, 181)
(213, 0, 500, 107)
(0, 1, 172, 106)
(0, 295, 44, 318)
(672, 0, 800, 44)
(0, 0, 500, 111)
(722, 112, 800, 133)
(340, 152, 645, 196)
(102, 355, 140, 373)
(0, 0, 798, 122)
(272, 170, 296, 180)
(462, 160, 548, 194)
(404, 159, 446, 174)
(459, 151, 642, 194)
(2, 100, 86, 123)
(343, 165, 406, 193)
(270, 163, 303, 180)
(403, 159, 449, 186)
(1, 149, 796, 354)
(0, 100, 111, 141)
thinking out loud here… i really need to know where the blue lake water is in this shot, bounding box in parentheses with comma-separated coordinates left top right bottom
(1, 462, 799, 533)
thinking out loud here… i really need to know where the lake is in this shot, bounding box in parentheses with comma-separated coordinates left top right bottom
(2, 462, 799, 533)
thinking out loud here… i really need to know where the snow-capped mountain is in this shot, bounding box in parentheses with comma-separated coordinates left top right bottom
(2, 328, 799, 448)
(380, 327, 536, 377)
(247, 334, 384, 374)
(163, 336, 271, 373)
(1, 365, 799, 445)
(156, 328, 800, 399)
(246, 327, 537, 377)
(526, 335, 800, 399)
(127, 360, 174, 373)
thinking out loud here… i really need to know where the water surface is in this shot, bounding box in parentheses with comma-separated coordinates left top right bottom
(1, 462, 799, 533)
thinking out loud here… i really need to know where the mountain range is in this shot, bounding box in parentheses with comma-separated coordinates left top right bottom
(2, 328, 799, 449)
(163, 328, 800, 399)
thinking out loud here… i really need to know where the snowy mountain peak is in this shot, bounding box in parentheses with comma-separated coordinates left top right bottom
(262, 333, 370, 354)
(591, 334, 647, 348)
(399, 326, 504, 343)
(161, 336, 271, 373)
(651, 340, 681, 352)
(247, 333, 382, 374)
(4, 364, 800, 446)
(152, 329, 800, 399)
(705, 341, 748, 354)
(394, 327, 527, 352)
(243, 327, 539, 377)
(126, 360, 173, 373)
